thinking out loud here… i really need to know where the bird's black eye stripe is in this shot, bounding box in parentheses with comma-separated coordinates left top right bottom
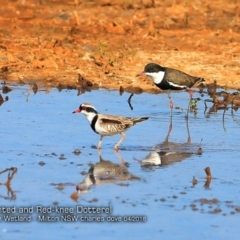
(79, 105, 97, 113)
(80, 105, 87, 111)
(86, 107, 97, 113)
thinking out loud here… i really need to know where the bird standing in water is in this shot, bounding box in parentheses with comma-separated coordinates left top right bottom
(136, 63, 204, 117)
(73, 103, 149, 151)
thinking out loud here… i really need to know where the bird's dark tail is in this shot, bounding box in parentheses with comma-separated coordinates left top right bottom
(194, 77, 205, 86)
(133, 117, 149, 124)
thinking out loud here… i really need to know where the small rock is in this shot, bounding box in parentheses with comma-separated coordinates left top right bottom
(73, 149, 81, 155)
(39, 161, 46, 166)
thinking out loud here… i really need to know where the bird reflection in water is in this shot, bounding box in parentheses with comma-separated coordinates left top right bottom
(138, 115, 202, 167)
(76, 150, 140, 194)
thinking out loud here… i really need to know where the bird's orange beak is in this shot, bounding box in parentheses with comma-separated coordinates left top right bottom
(72, 108, 81, 114)
(136, 72, 145, 77)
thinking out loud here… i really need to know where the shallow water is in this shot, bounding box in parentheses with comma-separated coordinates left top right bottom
(0, 84, 240, 240)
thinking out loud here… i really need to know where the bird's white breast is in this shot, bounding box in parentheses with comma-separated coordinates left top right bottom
(83, 112, 111, 135)
(147, 71, 165, 84)
(94, 119, 112, 136)
(84, 111, 96, 123)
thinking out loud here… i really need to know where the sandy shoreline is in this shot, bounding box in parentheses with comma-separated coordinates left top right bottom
(0, 0, 240, 92)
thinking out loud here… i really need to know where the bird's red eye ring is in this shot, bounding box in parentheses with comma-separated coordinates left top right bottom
(80, 106, 87, 110)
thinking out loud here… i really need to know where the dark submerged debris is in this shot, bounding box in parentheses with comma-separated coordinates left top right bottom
(38, 161, 46, 166)
(192, 176, 198, 186)
(73, 149, 81, 155)
(235, 207, 240, 212)
(204, 80, 240, 114)
(53, 201, 59, 206)
(66, 84, 77, 90)
(88, 197, 98, 203)
(59, 154, 66, 160)
(0, 93, 4, 106)
(70, 191, 79, 202)
(77, 73, 93, 95)
(51, 182, 75, 187)
(197, 138, 203, 155)
(0, 167, 18, 186)
(209, 207, 222, 214)
(204, 167, 212, 179)
(57, 83, 64, 92)
(125, 86, 143, 95)
(0, 167, 17, 200)
(57, 83, 77, 92)
(119, 86, 124, 95)
(189, 97, 201, 115)
(2, 85, 12, 94)
(80, 171, 88, 175)
(30, 82, 38, 94)
(198, 198, 219, 204)
(197, 147, 203, 155)
(206, 80, 220, 96)
(56, 183, 64, 191)
(204, 167, 212, 188)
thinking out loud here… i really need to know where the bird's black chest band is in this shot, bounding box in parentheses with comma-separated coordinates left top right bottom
(90, 115, 99, 134)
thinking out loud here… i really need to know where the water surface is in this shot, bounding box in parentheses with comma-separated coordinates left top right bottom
(0, 84, 239, 240)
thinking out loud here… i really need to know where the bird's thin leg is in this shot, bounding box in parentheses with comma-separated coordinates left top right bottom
(167, 91, 173, 110)
(170, 102, 173, 119)
(97, 136, 104, 149)
(185, 89, 193, 119)
(114, 133, 126, 152)
(185, 117, 191, 143)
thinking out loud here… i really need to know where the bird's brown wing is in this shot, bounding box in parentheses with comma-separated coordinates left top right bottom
(98, 114, 133, 133)
(165, 68, 200, 87)
(101, 118, 123, 124)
